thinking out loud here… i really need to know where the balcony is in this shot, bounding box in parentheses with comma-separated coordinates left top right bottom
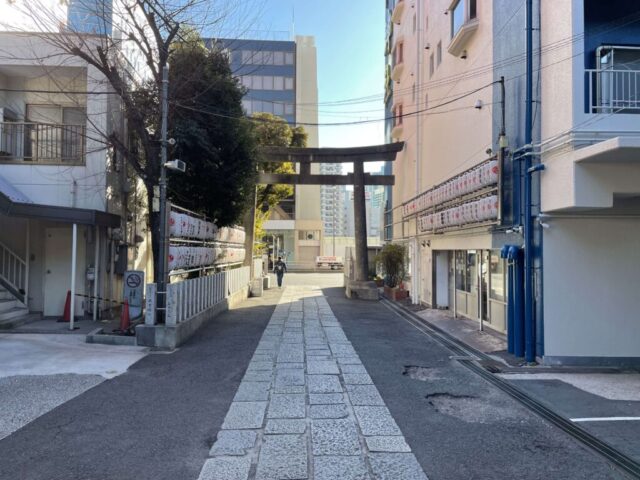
(0, 122, 86, 164)
(448, 17, 479, 57)
(391, 62, 405, 83)
(391, 0, 405, 24)
(586, 69, 640, 114)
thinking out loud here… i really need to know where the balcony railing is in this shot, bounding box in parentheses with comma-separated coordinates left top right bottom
(0, 122, 86, 164)
(586, 69, 640, 114)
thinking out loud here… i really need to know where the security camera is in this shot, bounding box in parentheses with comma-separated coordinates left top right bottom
(164, 159, 186, 172)
(167, 138, 176, 146)
(486, 148, 493, 156)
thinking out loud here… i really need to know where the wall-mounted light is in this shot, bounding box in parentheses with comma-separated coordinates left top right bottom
(425, 43, 431, 50)
(474, 99, 483, 109)
(460, 50, 468, 59)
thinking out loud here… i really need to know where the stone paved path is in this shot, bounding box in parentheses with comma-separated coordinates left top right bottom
(197, 286, 428, 480)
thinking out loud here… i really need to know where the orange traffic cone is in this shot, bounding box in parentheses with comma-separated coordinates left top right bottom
(60, 290, 71, 322)
(120, 299, 130, 332)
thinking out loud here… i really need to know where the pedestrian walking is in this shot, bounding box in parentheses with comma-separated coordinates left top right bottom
(274, 256, 287, 288)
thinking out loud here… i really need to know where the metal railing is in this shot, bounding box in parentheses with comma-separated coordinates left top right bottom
(165, 266, 250, 325)
(0, 122, 86, 163)
(0, 240, 26, 303)
(586, 69, 640, 113)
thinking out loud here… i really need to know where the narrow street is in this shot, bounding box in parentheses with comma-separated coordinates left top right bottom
(0, 274, 630, 479)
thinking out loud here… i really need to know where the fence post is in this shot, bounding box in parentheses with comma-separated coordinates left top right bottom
(166, 284, 178, 326)
(145, 283, 157, 325)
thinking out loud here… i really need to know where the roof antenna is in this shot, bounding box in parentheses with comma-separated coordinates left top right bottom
(291, 7, 295, 40)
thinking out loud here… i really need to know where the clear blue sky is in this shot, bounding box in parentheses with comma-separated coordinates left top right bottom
(244, 0, 386, 150)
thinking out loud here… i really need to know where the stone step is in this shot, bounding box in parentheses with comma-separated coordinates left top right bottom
(0, 288, 13, 300)
(0, 306, 29, 323)
(0, 298, 16, 312)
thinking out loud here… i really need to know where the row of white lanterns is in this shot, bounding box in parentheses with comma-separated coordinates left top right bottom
(168, 246, 246, 271)
(418, 195, 499, 232)
(169, 211, 246, 245)
(404, 160, 499, 217)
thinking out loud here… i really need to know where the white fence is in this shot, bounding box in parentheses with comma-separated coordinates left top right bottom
(164, 266, 250, 325)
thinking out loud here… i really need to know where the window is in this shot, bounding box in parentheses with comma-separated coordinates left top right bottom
(412, 83, 416, 104)
(489, 252, 506, 302)
(425, 93, 428, 108)
(273, 102, 284, 116)
(274, 51, 284, 65)
(241, 76, 252, 88)
(284, 103, 295, 115)
(273, 76, 284, 90)
(437, 41, 442, 66)
(285, 52, 294, 65)
(285, 77, 294, 90)
(242, 50, 253, 64)
(429, 53, 434, 77)
(299, 230, 320, 240)
(396, 42, 404, 64)
(451, 0, 476, 38)
(394, 104, 403, 126)
(425, 14, 429, 32)
(263, 76, 274, 90)
(242, 99, 251, 113)
(253, 75, 264, 89)
(413, 13, 417, 33)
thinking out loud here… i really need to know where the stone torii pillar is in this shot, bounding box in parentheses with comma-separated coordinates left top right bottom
(352, 159, 369, 283)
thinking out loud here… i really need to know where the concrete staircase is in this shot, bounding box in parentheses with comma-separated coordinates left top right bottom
(0, 285, 31, 329)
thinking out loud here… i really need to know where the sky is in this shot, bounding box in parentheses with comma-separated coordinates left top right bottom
(236, 0, 386, 151)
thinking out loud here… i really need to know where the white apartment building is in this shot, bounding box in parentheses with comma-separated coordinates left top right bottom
(386, 0, 640, 365)
(0, 1, 151, 324)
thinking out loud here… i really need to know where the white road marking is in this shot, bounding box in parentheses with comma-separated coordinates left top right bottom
(571, 417, 640, 422)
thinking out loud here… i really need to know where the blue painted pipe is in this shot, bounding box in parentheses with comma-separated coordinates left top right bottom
(514, 248, 525, 358)
(507, 261, 515, 354)
(523, 0, 536, 363)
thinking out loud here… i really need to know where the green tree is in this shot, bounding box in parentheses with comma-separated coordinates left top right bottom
(167, 37, 257, 226)
(252, 113, 308, 247)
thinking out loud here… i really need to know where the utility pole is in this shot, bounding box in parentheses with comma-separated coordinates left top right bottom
(157, 65, 169, 323)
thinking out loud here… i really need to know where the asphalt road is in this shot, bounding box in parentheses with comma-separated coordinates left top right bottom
(323, 286, 628, 480)
(0, 289, 281, 480)
(0, 273, 632, 480)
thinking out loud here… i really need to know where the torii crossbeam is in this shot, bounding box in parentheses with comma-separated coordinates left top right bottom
(257, 142, 404, 299)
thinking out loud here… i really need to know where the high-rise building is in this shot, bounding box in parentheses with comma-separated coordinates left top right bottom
(320, 164, 346, 237)
(213, 36, 322, 269)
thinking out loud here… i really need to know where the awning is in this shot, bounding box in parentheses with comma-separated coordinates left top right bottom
(0, 180, 120, 227)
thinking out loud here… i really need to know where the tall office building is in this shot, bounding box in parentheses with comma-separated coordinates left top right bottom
(213, 36, 322, 268)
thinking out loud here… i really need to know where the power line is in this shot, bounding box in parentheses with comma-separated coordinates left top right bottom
(174, 81, 499, 127)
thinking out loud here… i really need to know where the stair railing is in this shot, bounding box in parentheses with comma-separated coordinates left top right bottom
(0, 240, 26, 303)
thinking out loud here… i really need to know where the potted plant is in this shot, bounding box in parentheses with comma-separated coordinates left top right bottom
(375, 243, 409, 301)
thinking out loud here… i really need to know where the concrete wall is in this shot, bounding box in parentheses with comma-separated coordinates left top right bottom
(543, 217, 640, 360)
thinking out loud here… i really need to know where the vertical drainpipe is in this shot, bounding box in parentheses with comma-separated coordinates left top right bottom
(523, 0, 536, 363)
(413, 0, 423, 305)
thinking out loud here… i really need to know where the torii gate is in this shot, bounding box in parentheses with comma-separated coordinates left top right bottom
(253, 142, 404, 299)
